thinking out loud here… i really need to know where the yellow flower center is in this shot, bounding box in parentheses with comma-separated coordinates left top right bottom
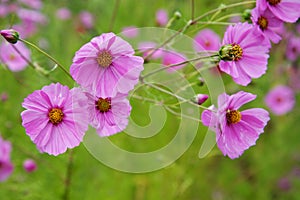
(226, 110, 241, 124)
(267, 0, 281, 6)
(48, 108, 64, 125)
(96, 98, 111, 113)
(258, 16, 268, 30)
(97, 51, 112, 68)
(231, 44, 243, 61)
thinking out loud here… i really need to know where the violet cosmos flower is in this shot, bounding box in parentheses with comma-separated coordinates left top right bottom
(138, 41, 163, 60)
(219, 22, 270, 86)
(70, 33, 144, 97)
(265, 85, 295, 115)
(79, 11, 94, 29)
(121, 26, 139, 38)
(156, 9, 168, 27)
(56, 7, 71, 20)
(0, 41, 30, 72)
(21, 83, 89, 156)
(257, 0, 300, 23)
(0, 136, 14, 182)
(251, 7, 284, 44)
(162, 51, 186, 72)
(286, 36, 300, 61)
(18, 0, 43, 10)
(201, 91, 270, 159)
(86, 92, 131, 137)
(193, 29, 221, 52)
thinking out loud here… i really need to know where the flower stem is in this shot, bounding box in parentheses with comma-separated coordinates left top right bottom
(143, 81, 210, 110)
(143, 1, 255, 60)
(141, 54, 218, 80)
(62, 149, 74, 200)
(19, 38, 74, 81)
(109, 0, 121, 31)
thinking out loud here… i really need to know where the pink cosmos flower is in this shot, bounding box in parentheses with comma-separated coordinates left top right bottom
(201, 91, 270, 159)
(219, 22, 270, 86)
(21, 83, 89, 156)
(138, 41, 163, 60)
(0, 41, 30, 72)
(23, 159, 37, 172)
(156, 9, 168, 27)
(286, 36, 300, 61)
(251, 7, 284, 44)
(17, 8, 47, 24)
(86, 92, 131, 137)
(257, 0, 300, 23)
(56, 7, 71, 20)
(79, 11, 94, 29)
(70, 33, 144, 97)
(121, 26, 139, 38)
(0, 136, 14, 182)
(265, 85, 295, 115)
(162, 51, 186, 72)
(12, 21, 38, 38)
(0, 4, 9, 17)
(193, 29, 221, 52)
(18, 0, 42, 10)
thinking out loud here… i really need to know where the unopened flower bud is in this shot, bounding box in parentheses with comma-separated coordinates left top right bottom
(23, 159, 37, 173)
(194, 94, 209, 105)
(219, 44, 243, 61)
(0, 29, 19, 44)
(242, 9, 252, 23)
(174, 11, 182, 19)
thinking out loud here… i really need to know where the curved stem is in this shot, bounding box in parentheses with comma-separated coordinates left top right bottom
(143, 1, 255, 60)
(19, 38, 74, 81)
(143, 81, 211, 111)
(141, 54, 218, 80)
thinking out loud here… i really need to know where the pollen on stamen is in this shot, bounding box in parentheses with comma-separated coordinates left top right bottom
(48, 108, 64, 125)
(96, 97, 111, 113)
(258, 16, 268, 31)
(226, 110, 241, 124)
(267, 0, 281, 6)
(97, 51, 112, 68)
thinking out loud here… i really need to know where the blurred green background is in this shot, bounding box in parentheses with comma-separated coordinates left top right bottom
(1, 0, 300, 199)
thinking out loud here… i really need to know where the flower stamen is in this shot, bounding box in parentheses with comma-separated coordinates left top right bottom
(48, 108, 64, 125)
(97, 51, 112, 68)
(226, 110, 241, 124)
(267, 0, 281, 6)
(219, 44, 243, 61)
(258, 16, 268, 31)
(96, 97, 111, 113)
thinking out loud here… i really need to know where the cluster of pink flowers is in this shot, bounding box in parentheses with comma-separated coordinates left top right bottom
(199, 0, 300, 158)
(21, 33, 144, 155)
(0, 135, 14, 182)
(1, 1, 298, 161)
(217, 0, 300, 86)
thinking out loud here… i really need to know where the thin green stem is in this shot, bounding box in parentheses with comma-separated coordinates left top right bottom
(191, 0, 195, 21)
(19, 38, 73, 81)
(143, 81, 210, 111)
(109, 0, 121, 31)
(62, 149, 74, 200)
(141, 54, 218, 80)
(163, 105, 202, 123)
(192, 1, 255, 23)
(194, 21, 235, 26)
(143, 1, 255, 62)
